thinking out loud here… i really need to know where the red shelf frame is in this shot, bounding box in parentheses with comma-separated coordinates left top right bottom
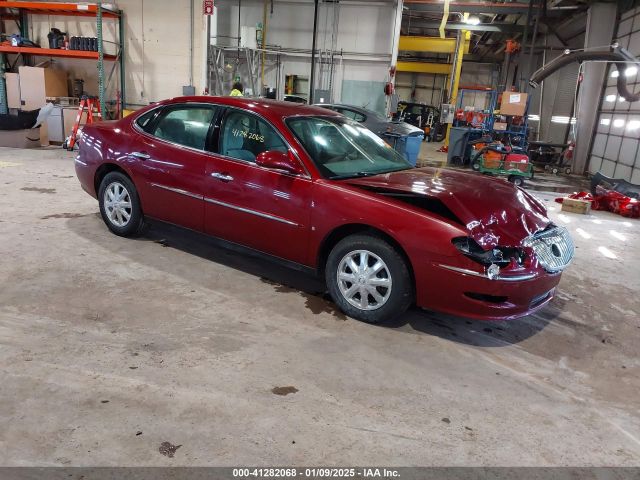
(0, 1, 120, 18)
(0, 45, 117, 60)
(0, 0, 125, 117)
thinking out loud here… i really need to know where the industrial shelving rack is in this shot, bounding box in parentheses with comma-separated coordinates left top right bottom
(0, 1, 124, 118)
(454, 88, 498, 131)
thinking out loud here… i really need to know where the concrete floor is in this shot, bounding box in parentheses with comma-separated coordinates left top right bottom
(1, 146, 639, 466)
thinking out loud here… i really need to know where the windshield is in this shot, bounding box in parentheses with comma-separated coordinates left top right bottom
(404, 104, 423, 115)
(286, 116, 412, 179)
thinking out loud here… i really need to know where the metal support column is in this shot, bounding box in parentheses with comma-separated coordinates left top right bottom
(309, 0, 320, 104)
(390, 0, 403, 74)
(388, 0, 403, 113)
(19, 10, 30, 66)
(119, 10, 126, 112)
(19, 10, 28, 40)
(0, 54, 7, 114)
(574, 2, 618, 175)
(97, 1, 106, 118)
(0, 16, 7, 114)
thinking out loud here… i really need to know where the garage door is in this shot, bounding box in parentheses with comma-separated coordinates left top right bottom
(588, 6, 640, 183)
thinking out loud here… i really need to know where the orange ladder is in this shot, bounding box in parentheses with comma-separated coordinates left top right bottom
(65, 96, 102, 151)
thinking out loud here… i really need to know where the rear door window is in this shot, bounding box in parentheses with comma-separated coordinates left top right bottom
(149, 106, 217, 151)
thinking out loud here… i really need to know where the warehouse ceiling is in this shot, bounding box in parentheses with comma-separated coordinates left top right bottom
(400, 0, 637, 63)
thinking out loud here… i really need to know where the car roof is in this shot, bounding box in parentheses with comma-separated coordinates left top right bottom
(157, 96, 340, 119)
(316, 103, 368, 112)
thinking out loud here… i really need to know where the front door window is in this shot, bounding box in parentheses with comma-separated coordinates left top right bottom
(219, 110, 288, 162)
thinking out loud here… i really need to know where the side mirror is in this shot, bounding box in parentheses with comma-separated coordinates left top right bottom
(255, 150, 304, 175)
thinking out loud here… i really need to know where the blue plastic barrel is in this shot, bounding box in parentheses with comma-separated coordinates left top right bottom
(382, 131, 423, 166)
(404, 134, 423, 167)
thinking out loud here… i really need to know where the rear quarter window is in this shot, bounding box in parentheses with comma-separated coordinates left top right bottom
(135, 109, 159, 132)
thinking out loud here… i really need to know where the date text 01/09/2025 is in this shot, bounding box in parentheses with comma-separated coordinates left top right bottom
(232, 468, 400, 478)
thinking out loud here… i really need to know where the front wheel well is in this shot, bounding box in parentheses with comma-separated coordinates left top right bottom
(317, 224, 415, 284)
(94, 163, 131, 195)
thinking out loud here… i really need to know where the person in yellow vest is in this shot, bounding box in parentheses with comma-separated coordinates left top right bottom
(230, 82, 244, 96)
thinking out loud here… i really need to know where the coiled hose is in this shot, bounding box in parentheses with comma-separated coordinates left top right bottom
(529, 47, 640, 102)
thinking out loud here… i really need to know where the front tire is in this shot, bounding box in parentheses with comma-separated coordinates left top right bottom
(98, 171, 145, 237)
(325, 234, 413, 324)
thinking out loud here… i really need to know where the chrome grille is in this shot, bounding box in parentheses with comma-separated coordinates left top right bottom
(524, 226, 574, 273)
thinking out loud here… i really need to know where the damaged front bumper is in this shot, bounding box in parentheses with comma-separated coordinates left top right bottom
(415, 226, 574, 320)
(416, 263, 561, 320)
(438, 264, 537, 282)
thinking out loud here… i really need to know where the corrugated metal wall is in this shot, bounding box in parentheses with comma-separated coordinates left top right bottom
(538, 54, 579, 144)
(589, 6, 640, 183)
(395, 63, 496, 108)
(395, 72, 446, 106)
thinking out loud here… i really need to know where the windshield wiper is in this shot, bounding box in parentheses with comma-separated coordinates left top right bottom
(330, 167, 411, 180)
(329, 171, 377, 180)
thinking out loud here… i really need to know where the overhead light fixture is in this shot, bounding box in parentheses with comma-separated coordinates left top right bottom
(551, 116, 576, 124)
(611, 70, 620, 78)
(628, 120, 640, 130)
(613, 118, 625, 127)
(625, 66, 638, 77)
(605, 94, 617, 102)
(465, 16, 481, 25)
(600, 118, 610, 126)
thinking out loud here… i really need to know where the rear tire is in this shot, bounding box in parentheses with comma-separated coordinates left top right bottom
(433, 123, 445, 142)
(472, 161, 481, 171)
(325, 234, 413, 324)
(508, 175, 525, 187)
(98, 171, 145, 237)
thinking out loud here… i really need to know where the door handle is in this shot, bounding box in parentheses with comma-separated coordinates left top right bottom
(211, 172, 234, 182)
(130, 151, 150, 160)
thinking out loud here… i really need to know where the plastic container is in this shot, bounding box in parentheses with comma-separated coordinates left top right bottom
(383, 132, 423, 167)
(404, 134, 423, 166)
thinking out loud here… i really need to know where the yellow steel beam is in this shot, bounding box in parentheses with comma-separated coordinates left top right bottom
(396, 61, 452, 74)
(399, 34, 470, 54)
(439, 0, 450, 39)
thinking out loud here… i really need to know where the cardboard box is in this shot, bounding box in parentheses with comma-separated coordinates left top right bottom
(493, 121, 507, 131)
(18, 66, 68, 110)
(0, 128, 42, 148)
(5, 73, 21, 109)
(561, 197, 591, 214)
(500, 92, 528, 116)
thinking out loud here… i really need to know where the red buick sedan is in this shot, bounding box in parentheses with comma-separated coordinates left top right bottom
(75, 96, 574, 323)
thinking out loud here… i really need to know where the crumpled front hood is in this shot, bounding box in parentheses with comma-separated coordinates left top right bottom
(346, 167, 550, 248)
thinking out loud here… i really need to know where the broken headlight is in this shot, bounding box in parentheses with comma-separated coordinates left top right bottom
(452, 237, 524, 267)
